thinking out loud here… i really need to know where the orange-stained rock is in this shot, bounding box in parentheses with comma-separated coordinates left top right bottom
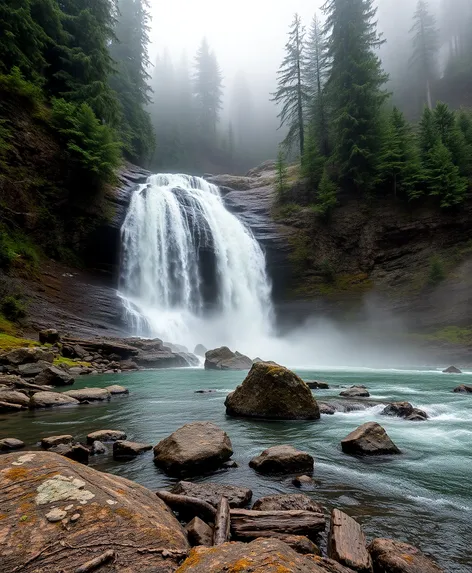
(176, 538, 342, 572)
(368, 538, 444, 573)
(0, 451, 189, 572)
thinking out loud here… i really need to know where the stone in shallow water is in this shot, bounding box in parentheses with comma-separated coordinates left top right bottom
(292, 475, 317, 490)
(204, 346, 253, 370)
(0, 438, 25, 451)
(341, 422, 401, 456)
(249, 445, 314, 475)
(340, 386, 370, 398)
(453, 384, 472, 393)
(443, 365, 462, 374)
(105, 384, 129, 395)
(252, 494, 324, 514)
(41, 435, 74, 449)
(113, 440, 152, 459)
(30, 391, 80, 408)
(63, 388, 111, 402)
(368, 538, 444, 573)
(153, 421, 233, 477)
(86, 430, 127, 444)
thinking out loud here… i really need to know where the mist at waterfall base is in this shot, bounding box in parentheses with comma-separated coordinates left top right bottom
(119, 174, 425, 369)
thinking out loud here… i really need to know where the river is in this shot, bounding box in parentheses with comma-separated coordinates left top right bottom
(1, 367, 471, 571)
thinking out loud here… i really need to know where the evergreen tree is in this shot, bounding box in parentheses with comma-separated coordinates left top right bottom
(432, 102, 467, 173)
(410, 1, 439, 110)
(193, 38, 223, 137)
(322, 0, 389, 193)
(305, 14, 329, 157)
(110, 0, 154, 163)
(425, 140, 468, 207)
(314, 166, 337, 217)
(275, 149, 290, 201)
(301, 124, 325, 188)
(418, 106, 438, 160)
(379, 107, 420, 198)
(272, 14, 308, 158)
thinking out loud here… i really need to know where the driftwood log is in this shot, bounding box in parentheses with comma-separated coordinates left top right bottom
(75, 550, 115, 573)
(230, 509, 325, 538)
(12, 379, 54, 393)
(328, 509, 373, 573)
(213, 497, 231, 545)
(156, 490, 217, 521)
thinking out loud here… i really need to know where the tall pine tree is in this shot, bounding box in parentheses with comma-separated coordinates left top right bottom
(193, 38, 223, 137)
(323, 0, 389, 193)
(272, 14, 308, 158)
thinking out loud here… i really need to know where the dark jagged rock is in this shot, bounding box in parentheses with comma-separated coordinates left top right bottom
(185, 516, 214, 547)
(305, 381, 330, 389)
(172, 481, 252, 508)
(0, 451, 189, 572)
(49, 443, 90, 465)
(443, 365, 462, 374)
(90, 440, 107, 455)
(368, 538, 444, 573)
(0, 347, 55, 366)
(18, 361, 52, 378)
(204, 347, 252, 370)
(252, 493, 324, 514)
(39, 328, 60, 345)
(35, 365, 74, 387)
(225, 362, 320, 420)
(249, 445, 314, 475)
(319, 403, 336, 415)
(341, 422, 401, 456)
(153, 421, 233, 476)
(453, 384, 472, 393)
(382, 402, 428, 421)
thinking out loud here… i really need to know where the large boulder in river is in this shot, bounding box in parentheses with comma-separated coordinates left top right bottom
(0, 451, 189, 572)
(64, 387, 111, 402)
(204, 346, 253, 370)
(341, 422, 401, 456)
(153, 421, 233, 476)
(340, 386, 370, 398)
(249, 445, 314, 475)
(35, 365, 74, 387)
(368, 538, 444, 573)
(382, 402, 428, 421)
(177, 538, 334, 573)
(225, 362, 320, 420)
(172, 481, 252, 508)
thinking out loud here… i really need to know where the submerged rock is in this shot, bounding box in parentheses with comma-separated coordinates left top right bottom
(252, 493, 324, 514)
(105, 384, 129, 395)
(0, 401, 27, 413)
(90, 440, 107, 455)
(341, 422, 401, 456)
(64, 387, 111, 402)
(292, 475, 317, 490)
(41, 435, 74, 449)
(86, 429, 127, 444)
(381, 402, 428, 421)
(0, 451, 189, 572)
(340, 386, 370, 398)
(49, 443, 90, 465)
(113, 440, 152, 459)
(453, 384, 472, 393)
(443, 365, 462, 374)
(225, 362, 320, 420)
(172, 481, 252, 508)
(204, 346, 253, 370)
(318, 403, 336, 415)
(305, 381, 330, 389)
(0, 438, 25, 451)
(368, 538, 444, 572)
(30, 391, 80, 408)
(249, 445, 314, 475)
(153, 421, 233, 476)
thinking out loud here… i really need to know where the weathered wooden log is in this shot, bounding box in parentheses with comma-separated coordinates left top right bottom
(156, 490, 217, 521)
(213, 497, 231, 545)
(75, 550, 115, 573)
(328, 509, 373, 573)
(12, 379, 54, 393)
(230, 509, 325, 538)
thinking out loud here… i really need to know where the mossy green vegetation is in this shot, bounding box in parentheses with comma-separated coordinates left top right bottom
(0, 333, 38, 352)
(53, 356, 91, 368)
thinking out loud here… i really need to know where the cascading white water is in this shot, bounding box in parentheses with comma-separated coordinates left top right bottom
(119, 174, 273, 351)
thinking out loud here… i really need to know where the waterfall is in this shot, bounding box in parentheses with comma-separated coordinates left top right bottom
(119, 174, 273, 351)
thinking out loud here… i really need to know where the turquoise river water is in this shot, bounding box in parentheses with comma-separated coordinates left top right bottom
(1, 367, 471, 572)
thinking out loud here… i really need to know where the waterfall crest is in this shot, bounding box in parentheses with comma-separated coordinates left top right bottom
(119, 174, 273, 350)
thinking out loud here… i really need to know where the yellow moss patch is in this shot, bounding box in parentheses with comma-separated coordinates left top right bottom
(401, 554, 414, 563)
(53, 356, 91, 368)
(228, 558, 252, 572)
(0, 333, 39, 351)
(3, 467, 29, 481)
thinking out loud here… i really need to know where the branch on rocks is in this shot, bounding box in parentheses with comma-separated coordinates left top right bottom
(74, 550, 115, 573)
(156, 490, 217, 521)
(213, 497, 231, 545)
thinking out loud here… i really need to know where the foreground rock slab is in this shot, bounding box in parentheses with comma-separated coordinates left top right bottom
(172, 481, 252, 508)
(226, 362, 320, 420)
(252, 493, 324, 514)
(30, 391, 80, 408)
(341, 422, 401, 456)
(0, 451, 189, 572)
(154, 421, 233, 476)
(176, 538, 330, 572)
(368, 538, 444, 573)
(250, 445, 314, 474)
(204, 346, 253, 370)
(328, 509, 373, 573)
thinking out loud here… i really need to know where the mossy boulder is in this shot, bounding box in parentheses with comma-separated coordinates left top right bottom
(225, 362, 320, 420)
(0, 451, 189, 572)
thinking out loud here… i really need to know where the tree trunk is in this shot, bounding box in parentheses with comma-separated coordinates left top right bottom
(230, 509, 325, 539)
(426, 79, 433, 110)
(156, 490, 217, 521)
(213, 497, 231, 545)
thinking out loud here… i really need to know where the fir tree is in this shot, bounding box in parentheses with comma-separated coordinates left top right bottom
(194, 38, 223, 137)
(275, 149, 290, 201)
(322, 0, 389, 193)
(313, 166, 337, 217)
(418, 106, 438, 160)
(110, 0, 154, 163)
(433, 102, 467, 173)
(272, 14, 308, 158)
(379, 107, 420, 198)
(425, 140, 468, 207)
(410, 1, 439, 110)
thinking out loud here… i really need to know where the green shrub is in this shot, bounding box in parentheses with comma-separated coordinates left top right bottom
(319, 259, 336, 284)
(1, 295, 26, 322)
(51, 98, 121, 184)
(428, 255, 446, 286)
(0, 67, 44, 108)
(0, 227, 40, 271)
